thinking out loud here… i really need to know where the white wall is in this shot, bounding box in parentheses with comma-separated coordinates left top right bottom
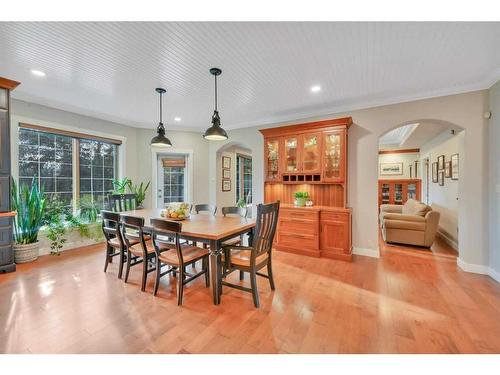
(378, 152, 420, 179)
(208, 90, 490, 271)
(420, 130, 464, 246)
(489, 81, 500, 281)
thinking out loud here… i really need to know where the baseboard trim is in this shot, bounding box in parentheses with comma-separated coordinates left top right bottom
(457, 258, 500, 283)
(353, 247, 380, 258)
(437, 229, 458, 251)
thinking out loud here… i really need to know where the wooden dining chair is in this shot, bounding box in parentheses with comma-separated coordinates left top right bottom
(221, 201, 280, 308)
(151, 218, 210, 305)
(101, 210, 127, 279)
(121, 214, 157, 291)
(221, 206, 249, 280)
(193, 204, 217, 216)
(107, 194, 137, 212)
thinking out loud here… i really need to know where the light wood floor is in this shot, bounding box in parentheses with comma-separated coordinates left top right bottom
(1, 237, 499, 354)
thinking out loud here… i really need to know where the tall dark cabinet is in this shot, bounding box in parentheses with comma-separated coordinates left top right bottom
(0, 77, 20, 274)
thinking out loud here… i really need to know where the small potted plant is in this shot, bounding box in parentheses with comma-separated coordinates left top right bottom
(294, 191, 309, 207)
(131, 181, 150, 209)
(11, 178, 46, 263)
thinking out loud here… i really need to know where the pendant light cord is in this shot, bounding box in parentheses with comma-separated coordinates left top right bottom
(159, 91, 163, 124)
(214, 74, 218, 111)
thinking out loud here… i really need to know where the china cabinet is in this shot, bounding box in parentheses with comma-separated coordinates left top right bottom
(378, 179, 421, 206)
(260, 117, 353, 261)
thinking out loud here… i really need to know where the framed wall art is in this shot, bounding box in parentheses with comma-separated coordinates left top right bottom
(222, 169, 231, 179)
(380, 162, 403, 176)
(438, 155, 445, 170)
(432, 162, 438, 183)
(438, 170, 444, 186)
(222, 156, 231, 169)
(444, 161, 452, 178)
(222, 179, 231, 192)
(451, 153, 459, 180)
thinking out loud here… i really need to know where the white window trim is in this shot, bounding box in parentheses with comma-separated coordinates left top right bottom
(151, 147, 194, 209)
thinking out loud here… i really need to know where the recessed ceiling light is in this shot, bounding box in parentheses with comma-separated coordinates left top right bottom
(174, 117, 181, 122)
(31, 69, 46, 77)
(310, 85, 321, 93)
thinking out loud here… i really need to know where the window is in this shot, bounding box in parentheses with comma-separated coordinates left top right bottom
(18, 127, 118, 213)
(160, 156, 186, 205)
(236, 154, 252, 204)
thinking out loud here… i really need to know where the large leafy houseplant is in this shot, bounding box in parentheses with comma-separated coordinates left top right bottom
(11, 178, 46, 263)
(131, 181, 150, 208)
(112, 177, 131, 194)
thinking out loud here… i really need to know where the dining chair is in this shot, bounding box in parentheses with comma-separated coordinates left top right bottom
(193, 204, 217, 216)
(107, 194, 137, 212)
(101, 210, 126, 279)
(151, 218, 210, 305)
(121, 214, 158, 291)
(221, 201, 280, 308)
(221, 206, 249, 280)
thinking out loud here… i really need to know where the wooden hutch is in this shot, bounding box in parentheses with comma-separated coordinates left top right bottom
(378, 179, 421, 207)
(260, 117, 352, 261)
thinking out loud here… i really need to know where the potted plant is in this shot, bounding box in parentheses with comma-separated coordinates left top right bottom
(11, 178, 46, 263)
(294, 191, 309, 207)
(111, 177, 131, 194)
(131, 181, 150, 209)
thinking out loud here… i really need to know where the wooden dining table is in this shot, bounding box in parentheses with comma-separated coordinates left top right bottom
(119, 208, 256, 305)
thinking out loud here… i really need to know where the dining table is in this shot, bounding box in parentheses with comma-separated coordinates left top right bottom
(119, 208, 256, 305)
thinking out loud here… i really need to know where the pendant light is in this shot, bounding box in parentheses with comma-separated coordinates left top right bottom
(150, 87, 172, 147)
(203, 68, 228, 141)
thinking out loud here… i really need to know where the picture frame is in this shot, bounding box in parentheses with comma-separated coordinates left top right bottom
(222, 156, 231, 169)
(451, 153, 459, 180)
(444, 161, 452, 178)
(409, 165, 412, 179)
(438, 155, 445, 170)
(438, 170, 445, 186)
(432, 162, 438, 183)
(222, 169, 230, 179)
(222, 179, 231, 192)
(380, 162, 403, 176)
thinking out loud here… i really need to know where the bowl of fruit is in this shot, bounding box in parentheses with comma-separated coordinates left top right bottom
(161, 202, 191, 221)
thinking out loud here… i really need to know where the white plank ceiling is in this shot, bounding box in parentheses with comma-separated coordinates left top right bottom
(1, 22, 499, 131)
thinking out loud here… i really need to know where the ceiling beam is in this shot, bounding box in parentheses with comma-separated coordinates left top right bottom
(378, 148, 420, 155)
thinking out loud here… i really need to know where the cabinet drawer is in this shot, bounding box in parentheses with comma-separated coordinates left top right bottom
(279, 217, 318, 235)
(320, 211, 349, 222)
(278, 232, 318, 250)
(281, 209, 318, 221)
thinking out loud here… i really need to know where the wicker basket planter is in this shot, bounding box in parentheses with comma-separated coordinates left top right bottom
(14, 242, 40, 263)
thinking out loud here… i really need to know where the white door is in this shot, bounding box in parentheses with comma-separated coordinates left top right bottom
(157, 155, 188, 208)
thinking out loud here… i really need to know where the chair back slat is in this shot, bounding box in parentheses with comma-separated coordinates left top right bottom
(150, 218, 184, 265)
(193, 204, 217, 216)
(120, 214, 147, 249)
(107, 194, 137, 212)
(252, 201, 280, 260)
(101, 210, 123, 246)
(222, 206, 248, 218)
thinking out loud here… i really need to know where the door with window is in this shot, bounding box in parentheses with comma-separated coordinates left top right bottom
(236, 154, 252, 205)
(157, 155, 187, 208)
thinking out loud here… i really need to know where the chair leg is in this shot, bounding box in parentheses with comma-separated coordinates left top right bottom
(103, 244, 111, 272)
(124, 250, 132, 283)
(177, 267, 185, 305)
(141, 257, 148, 292)
(153, 260, 161, 296)
(217, 260, 223, 298)
(250, 270, 260, 308)
(117, 247, 125, 279)
(239, 270, 244, 280)
(203, 257, 210, 287)
(267, 259, 275, 290)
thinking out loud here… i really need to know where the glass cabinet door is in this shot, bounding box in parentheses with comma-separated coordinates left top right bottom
(302, 133, 321, 173)
(394, 183, 403, 204)
(407, 182, 417, 201)
(323, 130, 344, 181)
(284, 136, 299, 172)
(381, 183, 390, 204)
(265, 138, 280, 181)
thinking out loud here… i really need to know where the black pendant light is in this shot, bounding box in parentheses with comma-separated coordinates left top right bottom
(203, 68, 228, 141)
(150, 87, 172, 147)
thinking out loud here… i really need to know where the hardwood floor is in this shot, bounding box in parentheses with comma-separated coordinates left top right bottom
(1, 237, 499, 354)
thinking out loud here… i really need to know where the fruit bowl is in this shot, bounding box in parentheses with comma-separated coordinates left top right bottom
(161, 202, 191, 221)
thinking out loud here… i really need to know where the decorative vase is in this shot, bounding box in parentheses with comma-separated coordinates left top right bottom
(294, 198, 306, 207)
(13, 242, 40, 263)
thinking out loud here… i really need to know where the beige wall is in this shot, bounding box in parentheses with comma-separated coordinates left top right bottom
(209, 90, 489, 269)
(489, 81, 500, 281)
(378, 152, 420, 179)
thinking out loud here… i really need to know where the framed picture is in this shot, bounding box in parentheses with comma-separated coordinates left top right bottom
(432, 162, 438, 183)
(380, 162, 403, 176)
(409, 165, 413, 179)
(444, 161, 452, 178)
(222, 156, 231, 169)
(438, 155, 445, 170)
(222, 169, 231, 179)
(414, 160, 419, 178)
(451, 153, 459, 180)
(222, 179, 231, 192)
(438, 170, 445, 186)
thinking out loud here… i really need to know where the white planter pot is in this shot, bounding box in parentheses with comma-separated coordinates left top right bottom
(14, 242, 40, 263)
